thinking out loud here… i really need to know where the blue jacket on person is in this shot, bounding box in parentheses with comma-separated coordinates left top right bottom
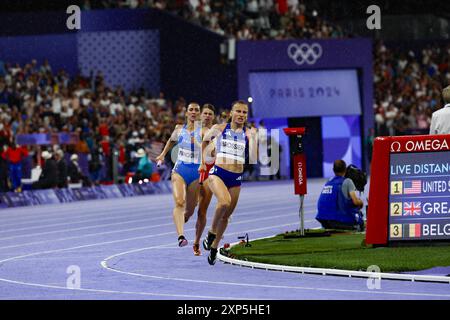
(316, 176, 361, 225)
(138, 156, 153, 177)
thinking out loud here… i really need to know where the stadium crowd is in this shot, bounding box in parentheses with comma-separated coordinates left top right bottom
(373, 41, 450, 136)
(86, 0, 347, 40)
(0, 58, 230, 191)
(81, 0, 449, 137)
(1, 2, 450, 192)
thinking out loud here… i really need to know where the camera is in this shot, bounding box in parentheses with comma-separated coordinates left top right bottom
(345, 164, 367, 192)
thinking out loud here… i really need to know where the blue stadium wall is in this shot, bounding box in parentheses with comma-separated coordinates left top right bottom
(0, 8, 236, 107)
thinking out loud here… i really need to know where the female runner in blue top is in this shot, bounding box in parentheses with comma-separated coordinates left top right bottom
(156, 102, 202, 247)
(198, 101, 258, 265)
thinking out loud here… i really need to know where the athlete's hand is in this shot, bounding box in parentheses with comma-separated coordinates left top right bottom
(155, 154, 164, 163)
(198, 163, 207, 173)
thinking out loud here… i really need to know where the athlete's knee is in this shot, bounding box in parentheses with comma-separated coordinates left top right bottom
(217, 198, 231, 211)
(174, 198, 185, 208)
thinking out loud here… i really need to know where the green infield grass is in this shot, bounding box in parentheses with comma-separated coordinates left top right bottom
(228, 230, 450, 273)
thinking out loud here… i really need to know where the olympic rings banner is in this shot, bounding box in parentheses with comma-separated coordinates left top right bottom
(0, 182, 172, 210)
(287, 43, 323, 66)
(237, 38, 373, 172)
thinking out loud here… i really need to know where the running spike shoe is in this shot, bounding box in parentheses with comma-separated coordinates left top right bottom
(208, 248, 217, 265)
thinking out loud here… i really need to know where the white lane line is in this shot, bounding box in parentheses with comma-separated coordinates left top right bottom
(102, 224, 301, 264)
(0, 194, 307, 233)
(0, 279, 252, 300)
(0, 183, 321, 299)
(0, 209, 314, 250)
(0, 200, 313, 240)
(0, 213, 312, 265)
(0, 224, 303, 300)
(100, 227, 450, 299)
(0, 195, 314, 232)
(11, 213, 440, 298)
(0, 203, 181, 229)
(0, 222, 172, 251)
(0, 204, 169, 230)
(0, 210, 165, 235)
(0, 182, 309, 222)
(0, 215, 168, 242)
(0, 199, 173, 224)
(0, 246, 249, 301)
(0, 202, 306, 242)
(0, 188, 303, 224)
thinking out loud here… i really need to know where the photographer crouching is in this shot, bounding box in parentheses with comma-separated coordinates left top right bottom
(316, 160, 365, 231)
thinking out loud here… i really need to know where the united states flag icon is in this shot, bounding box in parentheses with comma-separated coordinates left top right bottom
(404, 180, 421, 194)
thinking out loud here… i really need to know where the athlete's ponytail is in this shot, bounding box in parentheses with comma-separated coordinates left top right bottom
(202, 103, 216, 113)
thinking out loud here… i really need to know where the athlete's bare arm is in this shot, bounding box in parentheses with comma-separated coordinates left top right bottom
(200, 126, 216, 162)
(156, 124, 182, 162)
(199, 124, 226, 171)
(203, 124, 226, 143)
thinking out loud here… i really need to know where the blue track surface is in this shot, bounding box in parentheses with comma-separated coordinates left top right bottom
(0, 179, 449, 300)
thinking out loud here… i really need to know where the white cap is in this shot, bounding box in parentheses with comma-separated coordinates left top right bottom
(41, 151, 52, 160)
(56, 149, 64, 157)
(136, 148, 146, 158)
(70, 154, 78, 161)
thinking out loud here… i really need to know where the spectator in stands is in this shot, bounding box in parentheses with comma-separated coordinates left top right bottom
(100, 135, 113, 181)
(68, 154, 91, 187)
(0, 122, 11, 147)
(74, 131, 91, 155)
(0, 148, 8, 192)
(316, 160, 364, 231)
(430, 85, 450, 134)
(1, 142, 29, 192)
(32, 151, 58, 190)
(88, 148, 103, 185)
(384, 104, 398, 136)
(55, 149, 68, 188)
(134, 148, 153, 183)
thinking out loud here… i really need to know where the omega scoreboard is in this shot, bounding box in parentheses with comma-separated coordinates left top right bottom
(366, 135, 450, 245)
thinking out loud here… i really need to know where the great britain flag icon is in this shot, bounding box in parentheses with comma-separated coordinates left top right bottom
(403, 202, 421, 216)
